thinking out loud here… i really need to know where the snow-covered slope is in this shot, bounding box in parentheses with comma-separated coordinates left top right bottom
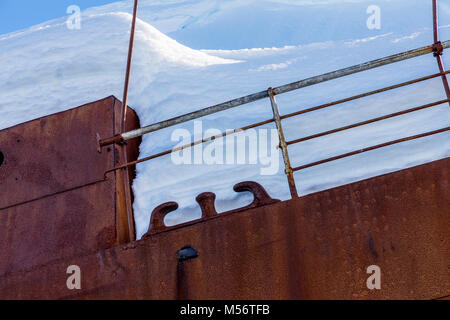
(0, 12, 235, 126)
(84, 0, 447, 49)
(1, 0, 450, 239)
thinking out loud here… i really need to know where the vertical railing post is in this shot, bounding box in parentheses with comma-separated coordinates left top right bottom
(268, 88, 298, 198)
(118, 0, 139, 242)
(432, 0, 450, 103)
(121, 0, 139, 132)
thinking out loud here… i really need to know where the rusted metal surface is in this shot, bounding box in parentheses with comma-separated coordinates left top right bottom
(0, 180, 116, 276)
(433, 41, 444, 57)
(0, 158, 448, 300)
(0, 97, 141, 276)
(233, 181, 281, 209)
(196, 192, 218, 218)
(99, 134, 123, 149)
(145, 202, 179, 236)
(1, 2, 449, 300)
(0, 97, 115, 209)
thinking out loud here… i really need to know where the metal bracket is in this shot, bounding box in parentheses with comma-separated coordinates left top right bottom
(97, 134, 126, 152)
(433, 41, 444, 57)
(233, 181, 280, 210)
(143, 202, 179, 238)
(144, 182, 280, 237)
(196, 192, 218, 218)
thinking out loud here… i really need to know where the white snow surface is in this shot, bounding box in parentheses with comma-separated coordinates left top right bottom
(1, 0, 450, 239)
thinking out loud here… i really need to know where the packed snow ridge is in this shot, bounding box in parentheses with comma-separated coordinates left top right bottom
(1, 0, 450, 239)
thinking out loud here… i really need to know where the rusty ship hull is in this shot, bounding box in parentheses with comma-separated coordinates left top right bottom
(0, 97, 448, 300)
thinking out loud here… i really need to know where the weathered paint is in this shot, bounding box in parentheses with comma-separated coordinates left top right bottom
(0, 157, 448, 300)
(0, 96, 141, 277)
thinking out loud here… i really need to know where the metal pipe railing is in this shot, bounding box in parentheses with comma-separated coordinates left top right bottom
(121, 0, 139, 133)
(118, 0, 139, 242)
(99, 40, 450, 147)
(103, 70, 450, 177)
(292, 127, 450, 172)
(268, 88, 298, 198)
(280, 70, 450, 121)
(103, 119, 274, 177)
(286, 99, 450, 145)
(432, 0, 450, 101)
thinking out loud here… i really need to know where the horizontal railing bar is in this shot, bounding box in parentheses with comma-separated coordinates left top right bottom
(286, 99, 450, 145)
(101, 40, 450, 144)
(104, 118, 275, 176)
(120, 91, 268, 141)
(280, 70, 450, 121)
(103, 71, 450, 175)
(273, 41, 450, 96)
(292, 126, 450, 172)
(104, 78, 450, 176)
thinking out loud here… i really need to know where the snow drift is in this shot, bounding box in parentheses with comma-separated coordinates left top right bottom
(1, 0, 450, 239)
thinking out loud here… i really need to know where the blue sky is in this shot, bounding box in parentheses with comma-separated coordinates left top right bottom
(0, 0, 117, 34)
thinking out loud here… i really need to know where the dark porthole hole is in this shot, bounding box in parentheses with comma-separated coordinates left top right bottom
(0, 150, 4, 167)
(177, 246, 199, 262)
